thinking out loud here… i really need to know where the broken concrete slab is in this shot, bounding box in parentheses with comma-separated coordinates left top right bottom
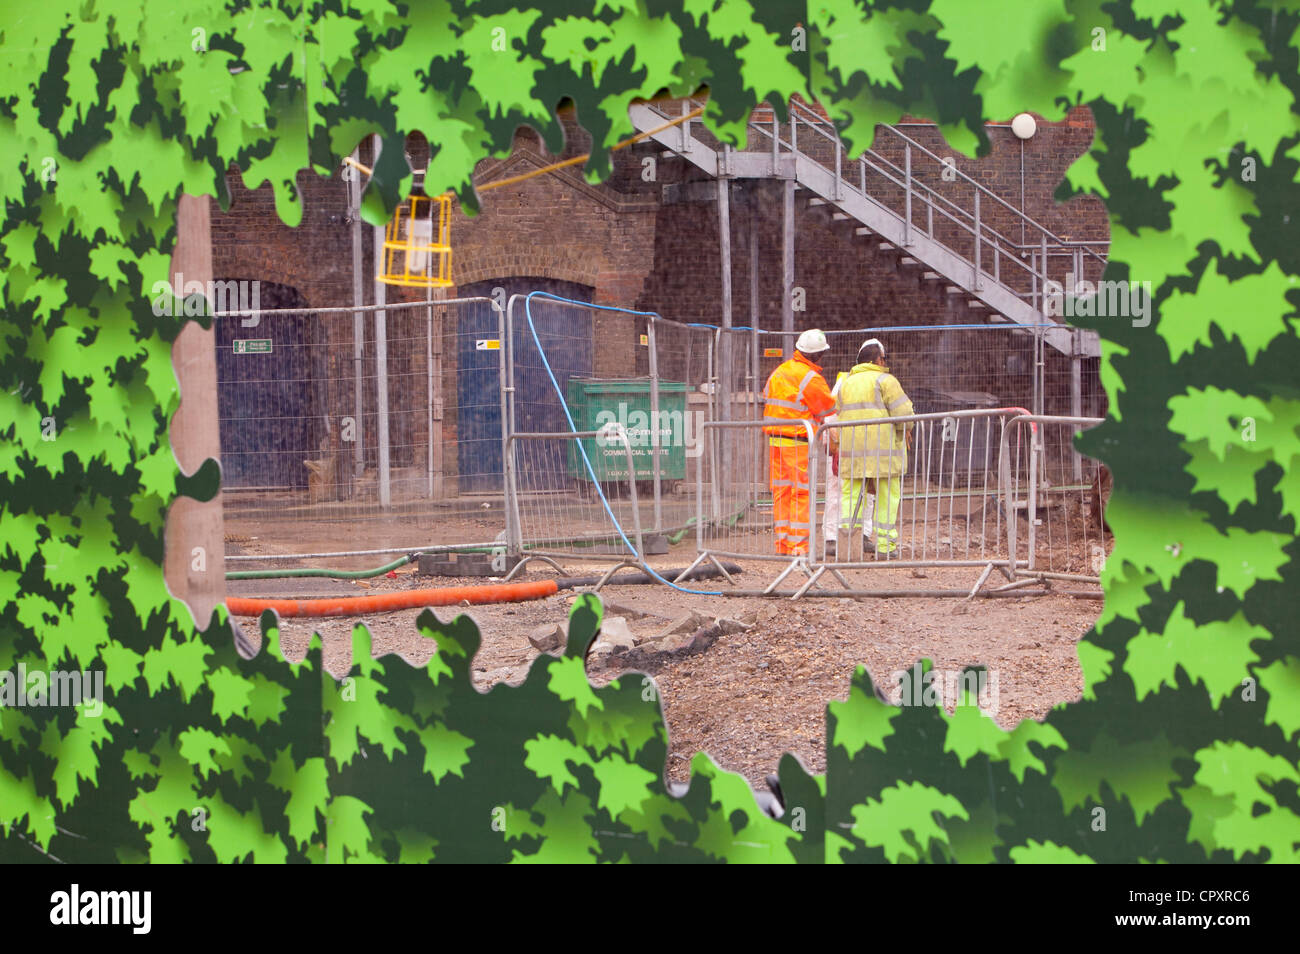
(651, 611, 708, 642)
(596, 616, 637, 652)
(527, 623, 565, 653)
(599, 599, 670, 623)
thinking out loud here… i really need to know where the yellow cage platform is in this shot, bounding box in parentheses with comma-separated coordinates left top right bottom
(380, 189, 453, 288)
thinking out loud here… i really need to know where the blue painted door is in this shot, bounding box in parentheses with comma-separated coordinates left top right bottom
(456, 279, 594, 492)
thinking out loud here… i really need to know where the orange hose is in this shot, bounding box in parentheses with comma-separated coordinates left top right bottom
(226, 579, 560, 618)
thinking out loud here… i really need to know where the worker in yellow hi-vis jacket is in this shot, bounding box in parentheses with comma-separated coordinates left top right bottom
(835, 338, 913, 556)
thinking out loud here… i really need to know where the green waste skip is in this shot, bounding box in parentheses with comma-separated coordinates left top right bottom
(565, 377, 690, 484)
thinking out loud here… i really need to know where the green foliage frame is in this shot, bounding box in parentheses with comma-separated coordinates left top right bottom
(1, 0, 1297, 862)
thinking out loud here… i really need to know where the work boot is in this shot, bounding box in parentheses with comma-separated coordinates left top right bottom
(823, 538, 837, 559)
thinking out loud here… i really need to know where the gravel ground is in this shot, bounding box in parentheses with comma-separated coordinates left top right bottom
(227, 548, 1098, 790)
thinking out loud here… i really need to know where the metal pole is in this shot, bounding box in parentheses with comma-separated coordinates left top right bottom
(431, 293, 445, 499)
(834, 136, 841, 199)
(752, 325, 762, 498)
(707, 334, 719, 520)
(371, 139, 390, 509)
(350, 148, 365, 478)
(973, 188, 981, 289)
(748, 184, 760, 328)
(749, 188, 761, 496)
(782, 179, 794, 357)
(1031, 250, 1038, 315)
(426, 282, 433, 497)
(904, 145, 912, 247)
(647, 317, 662, 533)
(1034, 325, 1044, 417)
(1040, 231, 1048, 310)
(1027, 430, 1039, 572)
(718, 177, 733, 488)
(504, 297, 522, 556)
(1071, 330, 1083, 481)
(719, 178, 733, 333)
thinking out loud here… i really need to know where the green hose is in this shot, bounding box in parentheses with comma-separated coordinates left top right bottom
(666, 504, 749, 544)
(227, 506, 753, 581)
(227, 555, 413, 581)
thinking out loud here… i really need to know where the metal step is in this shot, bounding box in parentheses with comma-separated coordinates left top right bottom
(624, 100, 1099, 359)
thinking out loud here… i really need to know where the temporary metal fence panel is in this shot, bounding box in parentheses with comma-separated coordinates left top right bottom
(689, 418, 821, 594)
(818, 409, 1022, 575)
(690, 408, 1105, 598)
(218, 296, 509, 559)
(505, 293, 714, 545)
(503, 429, 650, 584)
(1001, 414, 1108, 581)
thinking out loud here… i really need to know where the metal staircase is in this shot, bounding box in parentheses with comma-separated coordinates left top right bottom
(628, 98, 1103, 358)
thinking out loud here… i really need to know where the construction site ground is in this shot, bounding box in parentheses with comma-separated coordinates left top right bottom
(228, 537, 1100, 792)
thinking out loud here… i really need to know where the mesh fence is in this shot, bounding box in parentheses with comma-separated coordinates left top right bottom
(220, 296, 508, 558)
(504, 294, 712, 560)
(733, 324, 1053, 417)
(219, 284, 1107, 588)
(505, 431, 647, 569)
(1001, 415, 1109, 579)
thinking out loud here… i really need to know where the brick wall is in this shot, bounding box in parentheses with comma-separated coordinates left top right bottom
(210, 101, 1109, 497)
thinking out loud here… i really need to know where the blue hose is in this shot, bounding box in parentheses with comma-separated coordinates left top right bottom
(522, 291, 723, 596)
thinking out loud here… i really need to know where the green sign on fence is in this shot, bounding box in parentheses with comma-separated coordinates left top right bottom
(233, 338, 272, 354)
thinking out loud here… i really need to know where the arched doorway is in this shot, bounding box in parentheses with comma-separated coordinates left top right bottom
(213, 280, 318, 490)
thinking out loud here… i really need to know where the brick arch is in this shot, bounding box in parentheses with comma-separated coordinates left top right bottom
(452, 245, 600, 290)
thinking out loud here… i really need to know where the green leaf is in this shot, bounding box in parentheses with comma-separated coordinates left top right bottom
(523, 734, 594, 795)
(1192, 742, 1300, 862)
(206, 665, 255, 723)
(1052, 730, 1185, 824)
(1160, 263, 1298, 362)
(141, 634, 213, 702)
(828, 673, 897, 755)
(269, 749, 328, 849)
(325, 795, 384, 864)
(1008, 839, 1095, 863)
(1124, 603, 1266, 705)
(420, 723, 474, 783)
(177, 727, 233, 779)
(1257, 658, 1300, 742)
(849, 781, 969, 863)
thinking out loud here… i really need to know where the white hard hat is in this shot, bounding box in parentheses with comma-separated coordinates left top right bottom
(795, 328, 830, 354)
(860, 337, 885, 357)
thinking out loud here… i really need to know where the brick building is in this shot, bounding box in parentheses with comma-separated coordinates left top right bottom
(210, 100, 1108, 502)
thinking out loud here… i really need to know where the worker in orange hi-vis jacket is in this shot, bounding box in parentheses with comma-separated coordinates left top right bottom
(762, 329, 836, 556)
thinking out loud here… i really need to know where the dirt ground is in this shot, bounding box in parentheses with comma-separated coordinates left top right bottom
(227, 541, 1100, 792)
